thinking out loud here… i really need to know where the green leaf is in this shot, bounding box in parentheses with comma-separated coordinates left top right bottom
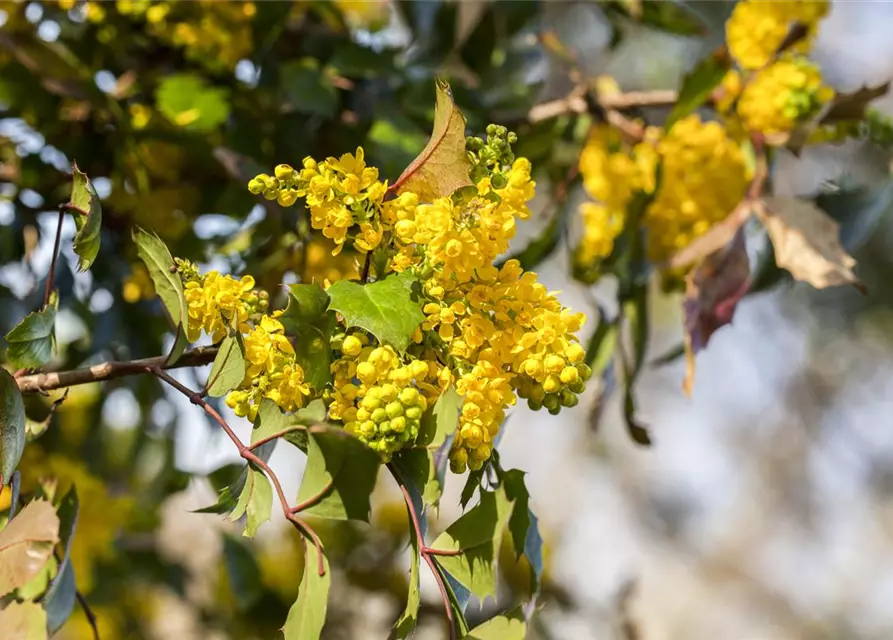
(132, 227, 190, 365)
(0, 600, 47, 638)
(501, 470, 544, 592)
(228, 465, 272, 538)
(431, 486, 515, 600)
(282, 543, 330, 640)
(206, 333, 246, 397)
(463, 607, 526, 640)
(281, 58, 338, 118)
(326, 271, 425, 352)
(389, 515, 420, 639)
(222, 533, 263, 611)
(417, 385, 461, 449)
(296, 428, 381, 522)
(69, 162, 102, 272)
(156, 73, 230, 132)
(392, 78, 473, 201)
(393, 448, 442, 509)
(251, 398, 326, 453)
(44, 487, 79, 635)
(0, 368, 26, 486)
(0, 499, 59, 595)
(460, 465, 485, 510)
(4, 291, 57, 370)
(281, 283, 335, 390)
(814, 178, 893, 253)
(436, 563, 471, 636)
(665, 46, 731, 132)
(619, 286, 652, 446)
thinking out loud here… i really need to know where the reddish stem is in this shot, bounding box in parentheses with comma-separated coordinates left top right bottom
(247, 426, 306, 451)
(423, 547, 463, 557)
(149, 366, 326, 577)
(289, 478, 334, 514)
(389, 464, 457, 640)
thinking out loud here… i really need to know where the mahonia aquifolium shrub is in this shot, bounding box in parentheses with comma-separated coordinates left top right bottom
(573, 0, 837, 282)
(175, 125, 588, 472)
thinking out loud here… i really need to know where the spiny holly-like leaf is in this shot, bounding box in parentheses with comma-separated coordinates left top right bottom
(0, 499, 60, 595)
(389, 516, 421, 639)
(757, 197, 864, 293)
(195, 444, 275, 515)
(0, 600, 47, 638)
(417, 385, 461, 449)
(281, 283, 335, 390)
(132, 227, 190, 365)
(222, 533, 263, 611)
(683, 228, 751, 397)
(501, 469, 544, 593)
(431, 486, 514, 600)
(437, 564, 471, 636)
(460, 465, 485, 510)
(393, 448, 443, 510)
(326, 271, 425, 352)
(463, 607, 526, 640)
(392, 78, 473, 201)
(156, 73, 230, 132)
(0, 368, 26, 487)
(252, 398, 327, 454)
(665, 46, 731, 132)
(44, 486, 79, 635)
(4, 291, 58, 370)
(296, 428, 380, 522)
(228, 465, 272, 539)
(69, 162, 102, 272)
(282, 543, 330, 640)
(206, 333, 246, 397)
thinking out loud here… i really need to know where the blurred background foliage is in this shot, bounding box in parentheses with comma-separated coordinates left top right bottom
(3, 1, 893, 639)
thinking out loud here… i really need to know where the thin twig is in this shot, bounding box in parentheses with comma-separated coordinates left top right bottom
(247, 426, 306, 451)
(423, 547, 463, 557)
(16, 346, 219, 394)
(75, 589, 101, 640)
(290, 477, 334, 513)
(361, 252, 372, 283)
(528, 89, 680, 123)
(43, 207, 66, 309)
(389, 464, 457, 640)
(149, 366, 326, 577)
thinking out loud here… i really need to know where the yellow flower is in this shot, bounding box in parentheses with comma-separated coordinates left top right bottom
(726, 0, 830, 70)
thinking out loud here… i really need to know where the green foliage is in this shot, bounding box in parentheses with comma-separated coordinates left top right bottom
(432, 486, 515, 600)
(66, 163, 102, 273)
(206, 333, 247, 397)
(0, 369, 25, 486)
(463, 607, 527, 640)
(281, 283, 336, 390)
(393, 448, 444, 509)
(0, 600, 47, 638)
(222, 533, 263, 611)
(156, 73, 231, 133)
(229, 464, 273, 539)
(282, 544, 331, 640)
(296, 429, 380, 522)
(43, 487, 79, 635)
(665, 47, 731, 131)
(4, 292, 57, 370)
(281, 59, 339, 119)
(417, 385, 462, 449)
(326, 272, 425, 352)
(132, 227, 190, 364)
(390, 522, 421, 640)
(501, 469, 544, 592)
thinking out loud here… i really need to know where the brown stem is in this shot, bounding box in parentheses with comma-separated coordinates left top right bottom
(43, 207, 65, 309)
(75, 589, 101, 640)
(361, 252, 372, 283)
(528, 89, 680, 123)
(16, 346, 219, 394)
(389, 464, 457, 640)
(423, 547, 463, 557)
(248, 426, 306, 451)
(149, 367, 327, 577)
(289, 477, 334, 513)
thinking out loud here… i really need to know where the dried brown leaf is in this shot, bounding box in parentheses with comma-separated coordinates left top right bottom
(391, 79, 472, 202)
(757, 196, 864, 292)
(668, 202, 753, 270)
(0, 600, 47, 639)
(0, 499, 60, 595)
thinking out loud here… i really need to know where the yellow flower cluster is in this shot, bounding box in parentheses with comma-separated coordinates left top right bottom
(250, 149, 387, 255)
(17, 447, 133, 594)
(575, 115, 749, 269)
(328, 336, 435, 459)
(335, 0, 390, 32)
(178, 262, 267, 343)
(645, 115, 750, 263)
(734, 56, 834, 136)
(226, 315, 311, 421)
(574, 124, 657, 266)
(252, 135, 589, 471)
(725, 0, 830, 70)
(302, 239, 360, 285)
